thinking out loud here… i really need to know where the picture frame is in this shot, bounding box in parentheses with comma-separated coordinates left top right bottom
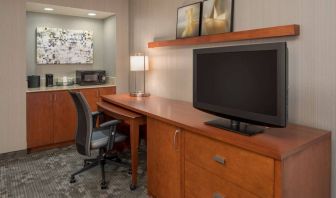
(36, 27, 94, 64)
(176, 2, 202, 39)
(201, 0, 234, 36)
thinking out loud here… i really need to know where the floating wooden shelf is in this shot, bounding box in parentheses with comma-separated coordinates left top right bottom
(148, 24, 300, 48)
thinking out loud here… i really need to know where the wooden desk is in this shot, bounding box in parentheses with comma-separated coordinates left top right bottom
(97, 101, 146, 190)
(99, 94, 331, 198)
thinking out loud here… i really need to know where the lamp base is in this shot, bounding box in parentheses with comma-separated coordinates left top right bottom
(129, 92, 151, 97)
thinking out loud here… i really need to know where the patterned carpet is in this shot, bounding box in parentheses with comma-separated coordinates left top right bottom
(0, 146, 148, 198)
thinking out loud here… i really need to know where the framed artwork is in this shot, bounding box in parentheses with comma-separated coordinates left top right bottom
(176, 2, 202, 39)
(201, 0, 234, 35)
(36, 27, 93, 64)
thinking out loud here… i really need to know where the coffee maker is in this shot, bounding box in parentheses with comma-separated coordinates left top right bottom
(46, 74, 54, 87)
(27, 75, 40, 88)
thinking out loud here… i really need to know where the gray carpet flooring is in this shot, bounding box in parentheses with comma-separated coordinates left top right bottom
(0, 146, 148, 198)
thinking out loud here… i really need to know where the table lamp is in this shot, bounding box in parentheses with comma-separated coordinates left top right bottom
(130, 53, 150, 97)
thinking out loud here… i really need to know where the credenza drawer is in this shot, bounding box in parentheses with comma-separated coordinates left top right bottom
(185, 161, 258, 198)
(185, 132, 274, 198)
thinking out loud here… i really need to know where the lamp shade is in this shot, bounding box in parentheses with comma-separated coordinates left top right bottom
(130, 55, 149, 71)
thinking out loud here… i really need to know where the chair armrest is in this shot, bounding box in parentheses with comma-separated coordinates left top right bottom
(92, 111, 103, 128)
(99, 120, 121, 128)
(92, 111, 103, 117)
(100, 119, 122, 150)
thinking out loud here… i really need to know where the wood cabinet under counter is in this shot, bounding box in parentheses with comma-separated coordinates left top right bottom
(147, 117, 184, 198)
(101, 94, 331, 198)
(185, 131, 274, 198)
(146, 117, 331, 198)
(26, 86, 116, 151)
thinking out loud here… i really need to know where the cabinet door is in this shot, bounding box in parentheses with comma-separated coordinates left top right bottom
(147, 117, 183, 198)
(78, 88, 99, 111)
(53, 91, 77, 143)
(99, 86, 116, 98)
(27, 92, 54, 148)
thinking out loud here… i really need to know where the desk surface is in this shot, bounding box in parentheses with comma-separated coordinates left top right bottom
(101, 94, 330, 160)
(97, 101, 143, 119)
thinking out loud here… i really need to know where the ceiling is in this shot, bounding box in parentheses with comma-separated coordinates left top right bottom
(26, 2, 114, 19)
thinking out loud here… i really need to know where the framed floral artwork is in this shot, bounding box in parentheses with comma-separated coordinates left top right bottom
(201, 0, 234, 35)
(176, 2, 202, 39)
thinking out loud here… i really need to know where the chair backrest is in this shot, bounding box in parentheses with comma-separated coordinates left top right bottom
(69, 91, 93, 156)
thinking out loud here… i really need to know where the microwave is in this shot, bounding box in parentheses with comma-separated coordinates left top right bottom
(76, 70, 106, 86)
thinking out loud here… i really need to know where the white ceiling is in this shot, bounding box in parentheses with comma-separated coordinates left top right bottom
(26, 2, 114, 19)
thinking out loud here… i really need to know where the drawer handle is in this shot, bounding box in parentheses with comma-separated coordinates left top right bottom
(213, 155, 225, 165)
(213, 192, 225, 198)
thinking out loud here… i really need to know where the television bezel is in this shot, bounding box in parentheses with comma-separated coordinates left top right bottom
(193, 42, 287, 128)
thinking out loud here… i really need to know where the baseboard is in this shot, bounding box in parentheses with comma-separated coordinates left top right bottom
(0, 141, 75, 160)
(0, 149, 28, 160)
(27, 141, 75, 153)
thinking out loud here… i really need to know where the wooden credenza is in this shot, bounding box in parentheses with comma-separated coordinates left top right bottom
(26, 86, 116, 151)
(101, 94, 331, 198)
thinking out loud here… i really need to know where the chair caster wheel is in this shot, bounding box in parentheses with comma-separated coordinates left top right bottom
(101, 182, 108, 189)
(130, 184, 137, 191)
(70, 177, 76, 183)
(115, 157, 122, 163)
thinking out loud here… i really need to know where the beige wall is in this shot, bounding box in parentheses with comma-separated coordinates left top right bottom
(103, 16, 117, 77)
(130, 0, 336, 196)
(0, 0, 27, 154)
(0, 0, 129, 154)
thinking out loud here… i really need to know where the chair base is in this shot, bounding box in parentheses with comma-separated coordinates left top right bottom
(70, 176, 76, 183)
(70, 150, 130, 190)
(101, 181, 108, 189)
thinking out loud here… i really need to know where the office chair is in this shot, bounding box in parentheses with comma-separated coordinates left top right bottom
(68, 91, 127, 189)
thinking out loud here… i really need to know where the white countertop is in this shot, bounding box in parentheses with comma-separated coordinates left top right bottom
(27, 83, 116, 93)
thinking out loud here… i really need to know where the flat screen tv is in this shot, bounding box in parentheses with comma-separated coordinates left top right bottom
(193, 42, 287, 136)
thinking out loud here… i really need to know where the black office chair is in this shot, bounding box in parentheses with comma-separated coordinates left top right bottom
(68, 91, 127, 189)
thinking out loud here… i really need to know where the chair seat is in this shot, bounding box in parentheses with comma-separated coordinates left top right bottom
(91, 128, 127, 149)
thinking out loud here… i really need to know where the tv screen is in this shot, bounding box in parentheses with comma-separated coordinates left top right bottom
(193, 43, 287, 135)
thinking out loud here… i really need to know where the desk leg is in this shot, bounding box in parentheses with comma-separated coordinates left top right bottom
(130, 119, 139, 190)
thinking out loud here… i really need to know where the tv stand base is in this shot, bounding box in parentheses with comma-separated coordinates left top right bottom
(205, 119, 265, 136)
